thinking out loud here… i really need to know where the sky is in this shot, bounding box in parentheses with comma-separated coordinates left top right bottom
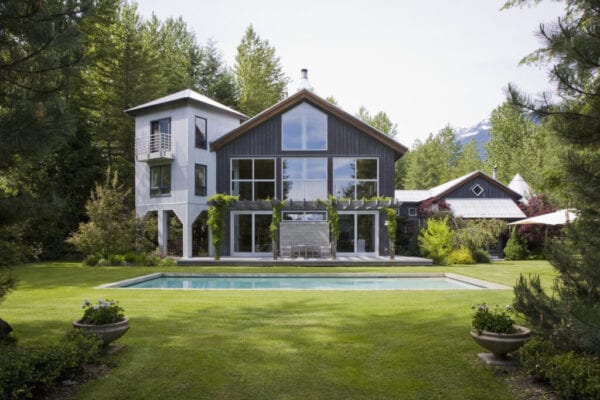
(135, 0, 565, 148)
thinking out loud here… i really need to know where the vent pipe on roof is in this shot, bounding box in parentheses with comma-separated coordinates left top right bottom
(493, 164, 498, 180)
(297, 68, 314, 92)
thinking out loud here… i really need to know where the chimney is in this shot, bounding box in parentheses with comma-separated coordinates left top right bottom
(297, 68, 314, 92)
(492, 164, 498, 180)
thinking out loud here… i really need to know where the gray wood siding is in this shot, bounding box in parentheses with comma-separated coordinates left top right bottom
(215, 101, 399, 256)
(443, 177, 514, 199)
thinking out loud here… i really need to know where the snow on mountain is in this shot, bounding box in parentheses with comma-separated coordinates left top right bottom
(455, 119, 491, 159)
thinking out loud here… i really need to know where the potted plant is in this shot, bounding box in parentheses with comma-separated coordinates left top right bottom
(470, 303, 530, 364)
(73, 298, 129, 346)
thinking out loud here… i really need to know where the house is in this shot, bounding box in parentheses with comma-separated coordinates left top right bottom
(394, 170, 527, 252)
(125, 89, 248, 258)
(127, 74, 409, 258)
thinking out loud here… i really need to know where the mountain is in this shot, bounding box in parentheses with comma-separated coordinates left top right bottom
(454, 119, 491, 159)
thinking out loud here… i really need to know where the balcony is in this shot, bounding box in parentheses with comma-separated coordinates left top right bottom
(135, 132, 174, 162)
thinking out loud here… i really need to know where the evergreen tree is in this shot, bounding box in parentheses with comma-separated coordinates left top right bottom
(234, 25, 289, 116)
(196, 40, 237, 108)
(356, 106, 398, 137)
(454, 140, 483, 176)
(0, 0, 105, 265)
(507, 0, 600, 355)
(485, 100, 537, 183)
(403, 126, 461, 189)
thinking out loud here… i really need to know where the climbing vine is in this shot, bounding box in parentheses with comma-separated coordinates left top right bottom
(384, 207, 398, 259)
(324, 195, 339, 259)
(269, 199, 286, 260)
(207, 194, 238, 260)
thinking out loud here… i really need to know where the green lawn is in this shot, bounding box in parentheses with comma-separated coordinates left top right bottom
(2, 261, 555, 399)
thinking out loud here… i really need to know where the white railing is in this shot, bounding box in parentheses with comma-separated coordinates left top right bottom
(135, 132, 174, 161)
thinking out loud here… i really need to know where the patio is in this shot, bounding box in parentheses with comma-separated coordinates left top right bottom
(177, 255, 433, 266)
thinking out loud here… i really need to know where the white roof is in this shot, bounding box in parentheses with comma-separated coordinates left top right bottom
(445, 199, 526, 219)
(125, 89, 247, 119)
(394, 190, 431, 202)
(394, 171, 481, 203)
(508, 173, 533, 201)
(508, 209, 578, 226)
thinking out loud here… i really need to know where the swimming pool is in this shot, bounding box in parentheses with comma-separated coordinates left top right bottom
(99, 273, 509, 291)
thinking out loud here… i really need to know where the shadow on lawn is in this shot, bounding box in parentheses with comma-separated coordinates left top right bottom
(10, 297, 509, 399)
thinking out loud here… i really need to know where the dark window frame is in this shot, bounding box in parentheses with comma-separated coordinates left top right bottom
(195, 116, 207, 150)
(150, 118, 171, 152)
(150, 164, 171, 197)
(195, 164, 207, 196)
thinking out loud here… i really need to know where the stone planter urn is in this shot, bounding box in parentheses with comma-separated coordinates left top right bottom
(470, 325, 531, 365)
(73, 317, 129, 346)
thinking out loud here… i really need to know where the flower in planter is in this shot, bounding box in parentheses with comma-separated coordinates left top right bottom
(79, 298, 125, 325)
(471, 303, 516, 334)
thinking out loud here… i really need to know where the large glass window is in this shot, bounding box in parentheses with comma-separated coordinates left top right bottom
(282, 158, 327, 200)
(195, 164, 207, 196)
(231, 158, 275, 200)
(150, 118, 171, 152)
(150, 164, 171, 196)
(195, 116, 207, 149)
(337, 213, 376, 253)
(282, 103, 327, 150)
(233, 213, 272, 254)
(333, 158, 378, 199)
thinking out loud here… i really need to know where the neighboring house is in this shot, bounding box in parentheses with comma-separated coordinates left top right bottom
(395, 170, 527, 236)
(127, 82, 408, 258)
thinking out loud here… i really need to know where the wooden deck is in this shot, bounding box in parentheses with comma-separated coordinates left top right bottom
(177, 255, 433, 267)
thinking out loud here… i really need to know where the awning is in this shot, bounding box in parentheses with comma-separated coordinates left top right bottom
(508, 209, 578, 226)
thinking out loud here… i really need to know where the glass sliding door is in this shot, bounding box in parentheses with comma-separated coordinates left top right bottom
(336, 213, 377, 254)
(232, 212, 272, 255)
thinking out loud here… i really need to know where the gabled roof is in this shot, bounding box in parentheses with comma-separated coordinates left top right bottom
(210, 89, 408, 157)
(395, 170, 523, 203)
(124, 89, 248, 120)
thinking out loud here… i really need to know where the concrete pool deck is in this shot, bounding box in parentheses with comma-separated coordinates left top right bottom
(176, 255, 433, 267)
(98, 272, 511, 290)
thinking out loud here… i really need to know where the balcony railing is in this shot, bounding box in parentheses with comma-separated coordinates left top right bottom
(135, 132, 174, 162)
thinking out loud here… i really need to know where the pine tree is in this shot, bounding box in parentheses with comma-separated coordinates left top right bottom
(507, 0, 600, 355)
(356, 106, 398, 137)
(234, 25, 289, 116)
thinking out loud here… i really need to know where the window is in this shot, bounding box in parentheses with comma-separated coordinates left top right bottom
(333, 158, 378, 199)
(195, 164, 207, 196)
(471, 184, 484, 197)
(150, 164, 171, 196)
(408, 207, 418, 217)
(231, 158, 275, 200)
(195, 116, 207, 149)
(282, 102, 327, 150)
(150, 118, 171, 152)
(282, 212, 326, 221)
(232, 212, 272, 254)
(282, 158, 327, 200)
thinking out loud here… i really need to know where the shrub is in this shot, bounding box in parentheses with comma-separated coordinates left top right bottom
(83, 254, 101, 266)
(504, 227, 528, 260)
(472, 248, 490, 263)
(158, 257, 176, 266)
(418, 217, 454, 265)
(521, 338, 600, 400)
(0, 331, 102, 400)
(471, 303, 515, 334)
(107, 254, 125, 266)
(448, 247, 475, 264)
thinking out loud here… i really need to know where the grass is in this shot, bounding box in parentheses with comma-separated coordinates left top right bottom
(1, 260, 556, 399)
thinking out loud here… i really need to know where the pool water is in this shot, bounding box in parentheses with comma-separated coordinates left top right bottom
(117, 275, 485, 290)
